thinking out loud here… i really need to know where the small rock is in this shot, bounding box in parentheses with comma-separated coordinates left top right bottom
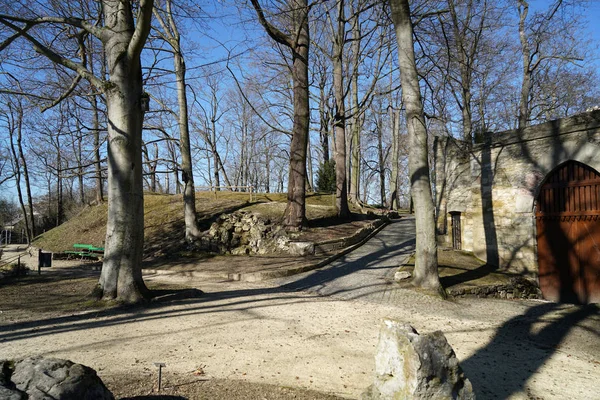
(394, 271, 412, 281)
(287, 241, 315, 256)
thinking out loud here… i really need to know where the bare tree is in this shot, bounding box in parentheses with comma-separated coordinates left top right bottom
(1, 98, 34, 242)
(0, 0, 154, 302)
(250, 0, 310, 230)
(390, 0, 443, 294)
(153, 0, 201, 240)
(516, 0, 585, 128)
(329, 0, 351, 218)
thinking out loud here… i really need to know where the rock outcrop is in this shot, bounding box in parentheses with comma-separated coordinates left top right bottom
(197, 211, 291, 255)
(362, 319, 475, 400)
(0, 360, 26, 400)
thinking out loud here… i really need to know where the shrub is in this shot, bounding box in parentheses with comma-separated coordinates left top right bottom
(316, 159, 336, 193)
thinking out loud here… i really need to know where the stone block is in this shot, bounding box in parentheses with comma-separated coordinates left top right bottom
(10, 356, 114, 400)
(361, 319, 475, 400)
(394, 271, 412, 281)
(287, 241, 315, 256)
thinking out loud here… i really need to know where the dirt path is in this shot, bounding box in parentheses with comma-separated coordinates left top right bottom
(1, 222, 599, 399)
(1, 274, 598, 399)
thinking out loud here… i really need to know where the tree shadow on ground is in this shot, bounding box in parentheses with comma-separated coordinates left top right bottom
(121, 396, 186, 400)
(439, 263, 504, 288)
(0, 220, 416, 343)
(305, 212, 379, 228)
(120, 394, 187, 400)
(460, 302, 600, 399)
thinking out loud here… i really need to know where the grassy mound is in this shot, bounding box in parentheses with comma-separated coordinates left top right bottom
(33, 192, 340, 254)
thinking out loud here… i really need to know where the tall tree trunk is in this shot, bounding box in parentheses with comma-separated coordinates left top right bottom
(349, 12, 361, 204)
(307, 134, 314, 192)
(376, 122, 386, 207)
(211, 115, 220, 190)
(97, 0, 153, 303)
(447, 0, 475, 143)
(16, 106, 35, 239)
(265, 146, 271, 193)
(390, 0, 442, 294)
(250, 0, 310, 230)
(8, 105, 31, 244)
(55, 133, 64, 226)
(74, 121, 86, 204)
(518, 0, 531, 129)
(92, 88, 104, 204)
(153, 0, 201, 238)
(332, 0, 350, 218)
(318, 78, 330, 163)
(174, 52, 200, 238)
(388, 107, 400, 209)
(285, 2, 310, 229)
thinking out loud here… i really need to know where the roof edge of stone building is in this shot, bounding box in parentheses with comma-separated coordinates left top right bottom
(474, 109, 600, 148)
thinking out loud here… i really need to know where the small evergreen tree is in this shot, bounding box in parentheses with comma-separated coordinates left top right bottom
(316, 160, 336, 193)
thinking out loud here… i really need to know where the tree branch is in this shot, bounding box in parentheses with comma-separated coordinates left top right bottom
(249, 0, 293, 48)
(0, 17, 104, 89)
(41, 75, 83, 112)
(128, 0, 154, 61)
(0, 14, 107, 40)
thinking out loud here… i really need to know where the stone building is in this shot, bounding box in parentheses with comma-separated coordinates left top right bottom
(434, 110, 600, 304)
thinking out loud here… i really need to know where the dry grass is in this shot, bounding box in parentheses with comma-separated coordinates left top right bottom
(33, 192, 342, 254)
(401, 249, 520, 290)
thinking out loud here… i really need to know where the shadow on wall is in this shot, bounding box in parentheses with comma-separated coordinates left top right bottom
(477, 134, 499, 268)
(436, 112, 600, 303)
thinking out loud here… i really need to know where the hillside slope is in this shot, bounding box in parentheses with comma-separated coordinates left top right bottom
(33, 192, 341, 255)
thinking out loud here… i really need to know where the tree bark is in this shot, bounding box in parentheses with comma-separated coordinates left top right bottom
(517, 0, 531, 129)
(332, 0, 350, 218)
(388, 107, 400, 209)
(174, 51, 200, 239)
(7, 104, 31, 244)
(390, 0, 442, 294)
(16, 105, 35, 239)
(376, 122, 386, 207)
(349, 10, 361, 204)
(91, 73, 104, 204)
(447, 0, 475, 143)
(318, 75, 330, 163)
(250, 0, 310, 230)
(153, 0, 201, 239)
(97, 0, 153, 303)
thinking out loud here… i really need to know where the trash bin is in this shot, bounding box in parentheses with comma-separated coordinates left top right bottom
(38, 250, 52, 268)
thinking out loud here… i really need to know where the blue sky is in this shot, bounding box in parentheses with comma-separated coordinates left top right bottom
(2, 1, 600, 202)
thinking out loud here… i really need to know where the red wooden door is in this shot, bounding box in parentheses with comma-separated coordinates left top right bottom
(535, 161, 600, 304)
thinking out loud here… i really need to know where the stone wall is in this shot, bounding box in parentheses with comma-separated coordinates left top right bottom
(434, 110, 600, 274)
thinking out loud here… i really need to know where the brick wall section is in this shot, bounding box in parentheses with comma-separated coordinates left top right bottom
(434, 110, 600, 275)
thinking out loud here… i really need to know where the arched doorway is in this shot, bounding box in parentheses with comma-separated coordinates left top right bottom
(535, 160, 600, 304)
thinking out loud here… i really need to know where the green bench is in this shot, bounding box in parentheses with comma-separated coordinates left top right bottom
(65, 244, 105, 259)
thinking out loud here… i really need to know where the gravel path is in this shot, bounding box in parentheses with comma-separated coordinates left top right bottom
(1, 221, 599, 399)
